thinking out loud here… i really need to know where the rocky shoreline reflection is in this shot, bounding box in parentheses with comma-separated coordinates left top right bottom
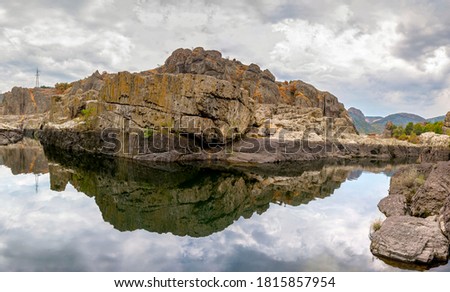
(41, 145, 409, 238)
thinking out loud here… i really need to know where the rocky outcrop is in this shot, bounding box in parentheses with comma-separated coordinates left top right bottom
(443, 112, 450, 135)
(157, 47, 355, 123)
(36, 47, 363, 161)
(40, 48, 437, 163)
(417, 132, 450, 162)
(0, 47, 447, 163)
(441, 198, 450, 240)
(2, 87, 54, 115)
(371, 161, 450, 267)
(378, 164, 433, 217)
(98, 71, 253, 142)
(0, 87, 53, 144)
(370, 216, 448, 265)
(0, 113, 48, 145)
(411, 162, 450, 217)
(419, 132, 450, 148)
(45, 47, 356, 150)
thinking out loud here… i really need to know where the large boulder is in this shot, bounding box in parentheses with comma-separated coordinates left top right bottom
(372, 160, 450, 267)
(370, 216, 449, 265)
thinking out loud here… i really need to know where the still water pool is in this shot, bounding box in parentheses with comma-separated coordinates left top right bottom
(0, 140, 448, 271)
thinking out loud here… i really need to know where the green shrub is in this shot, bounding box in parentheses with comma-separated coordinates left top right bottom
(144, 128, 153, 138)
(401, 168, 418, 188)
(81, 108, 93, 117)
(405, 122, 414, 135)
(55, 82, 72, 93)
(398, 133, 408, 141)
(408, 132, 420, 144)
(371, 219, 383, 232)
(81, 107, 95, 129)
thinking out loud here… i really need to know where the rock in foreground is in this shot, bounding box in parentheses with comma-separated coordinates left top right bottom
(370, 216, 449, 265)
(371, 160, 450, 267)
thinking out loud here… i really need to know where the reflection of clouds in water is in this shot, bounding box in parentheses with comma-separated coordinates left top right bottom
(180, 173, 396, 271)
(0, 170, 448, 271)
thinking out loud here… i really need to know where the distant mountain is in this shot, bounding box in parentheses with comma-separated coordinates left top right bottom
(371, 113, 426, 128)
(426, 115, 446, 123)
(347, 108, 445, 134)
(0, 94, 4, 103)
(347, 107, 377, 134)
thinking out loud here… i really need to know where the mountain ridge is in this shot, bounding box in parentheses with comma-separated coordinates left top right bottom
(348, 107, 446, 134)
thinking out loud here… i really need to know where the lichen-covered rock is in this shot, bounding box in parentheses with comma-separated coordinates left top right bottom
(370, 216, 449, 265)
(157, 47, 356, 132)
(96, 71, 253, 142)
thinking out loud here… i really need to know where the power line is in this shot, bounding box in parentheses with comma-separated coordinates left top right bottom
(35, 68, 40, 88)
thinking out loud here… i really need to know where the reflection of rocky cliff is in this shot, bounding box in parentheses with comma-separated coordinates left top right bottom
(44, 147, 407, 237)
(0, 139, 48, 174)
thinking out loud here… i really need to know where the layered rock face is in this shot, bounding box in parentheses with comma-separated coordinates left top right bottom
(38, 47, 363, 161)
(98, 71, 253, 142)
(1, 47, 446, 162)
(47, 47, 355, 142)
(157, 47, 356, 132)
(0, 87, 55, 145)
(371, 161, 450, 267)
(2, 87, 54, 115)
(370, 216, 448, 265)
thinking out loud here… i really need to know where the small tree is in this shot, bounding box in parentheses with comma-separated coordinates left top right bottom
(433, 121, 444, 134)
(413, 123, 424, 135)
(405, 122, 414, 135)
(393, 126, 405, 138)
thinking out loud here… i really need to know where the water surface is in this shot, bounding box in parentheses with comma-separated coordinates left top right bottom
(0, 140, 448, 271)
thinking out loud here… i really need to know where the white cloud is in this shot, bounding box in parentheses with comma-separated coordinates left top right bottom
(0, 0, 449, 117)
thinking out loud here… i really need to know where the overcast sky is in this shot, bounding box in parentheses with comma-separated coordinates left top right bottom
(0, 0, 449, 117)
